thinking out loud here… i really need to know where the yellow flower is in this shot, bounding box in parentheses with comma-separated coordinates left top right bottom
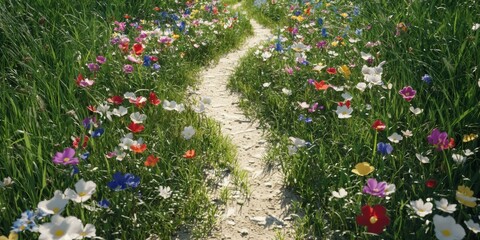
(173, 34, 180, 40)
(339, 65, 351, 79)
(463, 133, 478, 142)
(0, 232, 18, 240)
(456, 185, 477, 207)
(340, 13, 349, 18)
(331, 41, 339, 47)
(352, 162, 375, 176)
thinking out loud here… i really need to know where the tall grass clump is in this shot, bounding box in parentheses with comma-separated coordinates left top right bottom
(0, 0, 252, 238)
(231, 0, 479, 239)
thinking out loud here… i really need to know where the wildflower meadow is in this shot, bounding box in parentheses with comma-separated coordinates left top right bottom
(0, 0, 479, 239)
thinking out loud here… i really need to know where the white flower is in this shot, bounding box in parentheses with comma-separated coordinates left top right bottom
(387, 132, 403, 143)
(464, 219, 480, 234)
(157, 186, 172, 199)
(409, 106, 423, 115)
(194, 102, 205, 113)
(111, 106, 128, 117)
(39, 215, 83, 240)
(312, 63, 326, 72)
(261, 51, 272, 61)
(385, 183, 396, 196)
(0, 177, 14, 188)
(435, 198, 457, 214)
(64, 179, 97, 203)
(329, 85, 345, 92)
(360, 52, 374, 60)
(289, 137, 306, 148)
(335, 105, 353, 119)
(341, 92, 353, 101)
(356, 82, 367, 92)
(401, 129, 413, 137)
(163, 100, 178, 111)
(463, 149, 474, 156)
(332, 188, 348, 198)
(287, 145, 298, 155)
(38, 190, 69, 215)
(452, 154, 466, 164)
(123, 92, 136, 100)
(327, 50, 338, 57)
(262, 82, 271, 87)
(130, 112, 147, 124)
(297, 102, 310, 109)
(75, 223, 96, 239)
(433, 215, 466, 240)
(410, 199, 433, 217)
(181, 126, 195, 140)
(95, 103, 110, 116)
(472, 23, 480, 31)
(282, 88, 292, 95)
(416, 153, 430, 164)
(201, 96, 211, 105)
(119, 133, 136, 150)
(291, 42, 308, 52)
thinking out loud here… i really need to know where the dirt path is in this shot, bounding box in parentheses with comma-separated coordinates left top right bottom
(190, 14, 297, 240)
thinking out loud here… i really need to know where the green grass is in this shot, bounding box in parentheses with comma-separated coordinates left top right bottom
(0, 0, 252, 238)
(231, 0, 479, 239)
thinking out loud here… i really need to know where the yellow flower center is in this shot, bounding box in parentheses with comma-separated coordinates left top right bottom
(53, 207, 60, 214)
(63, 157, 70, 162)
(342, 111, 347, 115)
(441, 229, 451, 237)
(78, 192, 87, 197)
(369, 216, 378, 224)
(54, 229, 65, 237)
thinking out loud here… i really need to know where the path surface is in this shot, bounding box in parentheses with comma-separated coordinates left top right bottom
(191, 16, 297, 240)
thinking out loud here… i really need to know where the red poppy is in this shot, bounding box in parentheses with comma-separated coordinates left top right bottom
(372, 120, 386, 131)
(129, 96, 147, 108)
(314, 80, 329, 91)
(87, 105, 96, 112)
(150, 56, 158, 62)
(127, 122, 145, 133)
(338, 100, 351, 108)
(326, 67, 337, 74)
(144, 155, 159, 167)
(72, 136, 89, 149)
(133, 43, 144, 55)
(426, 179, 437, 188)
(107, 96, 123, 105)
(356, 205, 390, 234)
(131, 144, 147, 153)
(149, 92, 161, 106)
(183, 149, 196, 159)
(124, 14, 130, 19)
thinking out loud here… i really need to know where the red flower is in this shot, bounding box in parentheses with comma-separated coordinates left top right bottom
(150, 56, 158, 62)
(72, 136, 89, 149)
(149, 92, 161, 106)
(183, 149, 196, 159)
(372, 120, 386, 131)
(448, 138, 455, 149)
(338, 100, 351, 108)
(129, 96, 147, 108)
(356, 205, 390, 234)
(133, 43, 144, 55)
(426, 179, 437, 188)
(127, 122, 145, 133)
(107, 96, 123, 105)
(153, 6, 160, 12)
(326, 67, 337, 74)
(87, 105, 96, 112)
(144, 155, 159, 167)
(131, 144, 147, 153)
(314, 80, 329, 91)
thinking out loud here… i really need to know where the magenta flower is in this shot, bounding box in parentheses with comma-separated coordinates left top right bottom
(123, 64, 134, 74)
(52, 148, 79, 165)
(427, 128, 450, 151)
(87, 63, 100, 72)
(363, 178, 387, 197)
(398, 86, 416, 102)
(96, 56, 106, 64)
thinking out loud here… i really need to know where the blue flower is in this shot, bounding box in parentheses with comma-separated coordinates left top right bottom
(143, 55, 151, 67)
(12, 210, 38, 233)
(92, 128, 104, 138)
(317, 18, 324, 26)
(422, 74, 432, 84)
(108, 172, 140, 191)
(98, 199, 111, 208)
(377, 142, 393, 155)
(153, 63, 161, 70)
(322, 28, 328, 37)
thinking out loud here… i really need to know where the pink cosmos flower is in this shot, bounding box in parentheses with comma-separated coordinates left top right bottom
(398, 86, 416, 102)
(52, 148, 79, 165)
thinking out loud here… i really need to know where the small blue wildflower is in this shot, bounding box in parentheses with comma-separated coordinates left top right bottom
(92, 128, 104, 138)
(80, 151, 90, 160)
(153, 63, 161, 70)
(143, 55, 151, 67)
(108, 172, 140, 191)
(377, 142, 393, 155)
(353, 6, 360, 16)
(317, 18, 323, 26)
(98, 199, 111, 208)
(71, 165, 80, 176)
(322, 28, 328, 37)
(422, 74, 432, 84)
(355, 28, 363, 36)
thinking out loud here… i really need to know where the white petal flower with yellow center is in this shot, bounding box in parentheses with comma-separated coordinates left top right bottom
(433, 215, 466, 240)
(39, 215, 83, 240)
(410, 199, 433, 217)
(37, 190, 69, 215)
(64, 179, 97, 203)
(435, 198, 457, 214)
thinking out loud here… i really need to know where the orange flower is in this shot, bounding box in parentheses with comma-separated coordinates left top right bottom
(133, 43, 144, 55)
(314, 80, 329, 91)
(183, 149, 196, 159)
(144, 155, 159, 167)
(131, 144, 147, 153)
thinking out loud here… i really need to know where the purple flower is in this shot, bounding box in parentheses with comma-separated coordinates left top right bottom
(363, 178, 387, 197)
(87, 63, 100, 72)
(52, 148, 79, 165)
(123, 64, 134, 74)
(398, 86, 416, 102)
(377, 142, 393, 155)
(427, 128, 449, 151)
(316, 40, 327, 49)
(96, 56, 106, 64)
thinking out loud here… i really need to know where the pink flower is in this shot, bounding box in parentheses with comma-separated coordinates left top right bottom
(398, 86, 416, 102)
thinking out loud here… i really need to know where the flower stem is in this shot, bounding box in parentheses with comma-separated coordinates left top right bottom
(371, 131, 378, 163)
